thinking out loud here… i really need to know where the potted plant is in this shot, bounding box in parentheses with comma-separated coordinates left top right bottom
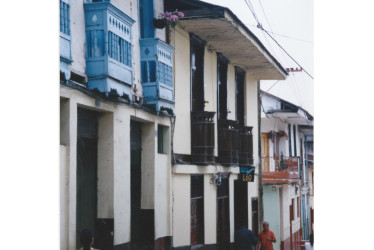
(153, 10, 184, 29)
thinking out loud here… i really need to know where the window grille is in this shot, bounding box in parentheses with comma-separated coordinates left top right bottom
(108, 32, 132, 67)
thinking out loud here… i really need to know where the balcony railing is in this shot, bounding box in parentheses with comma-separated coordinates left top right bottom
(218, 119, 239, 165)
(262, 155, 299, 172)
(238, 126, 254, 166)
(261, 155, 300, 184)
(191, 111, 216, 164)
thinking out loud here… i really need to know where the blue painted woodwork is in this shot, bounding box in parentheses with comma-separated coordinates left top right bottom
(60, 0, 72, 79)
(139, 0, 155, 38)
(140, 38, 174, 112)
(84, 2, 135, 96)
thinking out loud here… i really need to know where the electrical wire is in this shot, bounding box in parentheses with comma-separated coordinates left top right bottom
(260, 80, 279, 98)
(244, 24, 313, 44)
(260, 28, 314, 80)
(242, 0, 314, 80)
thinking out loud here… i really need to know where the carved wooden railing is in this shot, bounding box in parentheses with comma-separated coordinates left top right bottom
(191, 111, 216, 164)
(218, 119, 239, 165)
(238, 126, 254, 166)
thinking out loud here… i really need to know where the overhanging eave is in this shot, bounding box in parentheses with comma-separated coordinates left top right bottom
(179, 9, 287, 80)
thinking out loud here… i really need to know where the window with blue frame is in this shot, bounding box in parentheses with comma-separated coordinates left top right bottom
(60, 0, 70, 35)
(108, 32, 132, 67)
(86, 30, 105, 58)
(158, 62, 173, 86)
(141, 61, 156, 83)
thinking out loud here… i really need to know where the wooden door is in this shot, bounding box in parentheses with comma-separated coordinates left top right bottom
(235, 67, 245, 127)
(191, 175, 204, 245)
(217, 54, 228, 120)
(217, 178, 230, 250)
(130, 120, 142, 250)
(261, 133, 270, 172)
(190, 35, 205, 112)
(234, 180, 248, 231)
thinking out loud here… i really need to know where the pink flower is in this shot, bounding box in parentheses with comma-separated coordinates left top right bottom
(177, 12, 184, 18)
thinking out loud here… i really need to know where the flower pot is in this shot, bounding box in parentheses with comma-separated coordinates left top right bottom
(153, 19, 166, 29)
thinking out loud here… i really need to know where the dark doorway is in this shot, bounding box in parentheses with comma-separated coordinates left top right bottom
(217, 54, 228, 120)
(77, 108, 98, 248)
(235, 67, 245, 128)
(130, 120, 154, 249)
(131, 120, 142, 249)
(217, 177, 230, 250)
(190, 35, 205, 112)
(191, 175, 204, 246)
(234, 180, 248, 231)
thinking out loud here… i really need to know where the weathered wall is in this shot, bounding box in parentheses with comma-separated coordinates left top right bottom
(173, 27, 191, 154)
(172, 174, 190, 247)
(60, 86, 171, 249)
(60, 145, 69, 250)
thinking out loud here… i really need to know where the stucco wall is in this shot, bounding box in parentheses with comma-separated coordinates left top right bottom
(155, 153, 171, 239)
(60, 86, 171, 248)
(173, 27, 191, 155)
(60, 145, 69, 250)
(204, 174, 217, 244)
(172, 174, 190, 247)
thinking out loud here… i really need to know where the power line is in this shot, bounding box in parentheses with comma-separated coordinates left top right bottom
(244, 24, 313, 44)
(241, 1, 314, 80)
(260, 27, 314, 80)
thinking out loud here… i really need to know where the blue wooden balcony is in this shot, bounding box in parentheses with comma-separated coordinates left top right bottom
(84, 2, 135, 96)
(140, 38, 175, 113)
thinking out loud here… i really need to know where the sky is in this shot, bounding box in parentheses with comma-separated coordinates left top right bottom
(203, 0, 314, 115)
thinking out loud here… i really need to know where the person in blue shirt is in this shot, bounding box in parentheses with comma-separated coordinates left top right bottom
(234, 224, 257, 250)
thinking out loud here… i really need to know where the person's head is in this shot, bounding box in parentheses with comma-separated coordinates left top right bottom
(263, 221, 270, 232)
(80, 229, 94, 250)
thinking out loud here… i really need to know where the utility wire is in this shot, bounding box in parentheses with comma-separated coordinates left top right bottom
(260, 80, 280, 98)
(260, 27, 314, 79)
(256, 0, 291, 69)
(242, 0, 314, 80)
(244, 24, 313, 44)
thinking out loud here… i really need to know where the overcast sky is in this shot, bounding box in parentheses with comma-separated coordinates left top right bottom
(203, 0, 314, 114)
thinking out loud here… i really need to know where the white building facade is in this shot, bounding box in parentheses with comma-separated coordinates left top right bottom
(60, 0, 287, 249)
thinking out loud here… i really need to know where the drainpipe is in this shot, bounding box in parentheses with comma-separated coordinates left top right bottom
(257, 81, 264, 227)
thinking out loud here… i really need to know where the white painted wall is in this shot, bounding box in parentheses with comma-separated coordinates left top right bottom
(204, 174, 217, 244)
(172, 174, 191, 247)
(70, 0, 86, 75)
(113, 107, 131, 244)
(60, 145, 69, 250)
(61, 85, 172, 248)
(155, 153, 171, 239)
(173, 27, 191, 155)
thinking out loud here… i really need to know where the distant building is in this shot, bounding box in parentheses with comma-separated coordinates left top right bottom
(260, 91, 313, 250)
